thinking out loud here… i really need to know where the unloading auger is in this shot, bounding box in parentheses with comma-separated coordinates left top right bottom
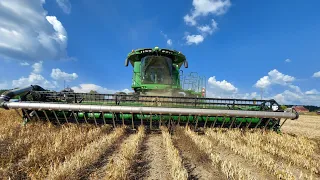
(0, 47, 299, 131)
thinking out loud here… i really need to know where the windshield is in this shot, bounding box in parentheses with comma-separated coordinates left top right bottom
(141, 56, 173, 84)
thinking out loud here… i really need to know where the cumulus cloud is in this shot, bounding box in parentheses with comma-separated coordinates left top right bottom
(186, 19, 218, 45)
(208, 76, 238, 94)
(56, 0, 71, 14)
(71, 84, 131, 94)
(12, 73, 57, 89)
(51, 68, 78, 81)
(0, 0, 69, 63)
(12, 61, 57, 89)
(255, 69, 295, 89)
(167, 39, 172, 46)
(197, 19, 218, 35)
(305, 89, 320, 95)
(285, 58, 291, 63)
(312, 71, 320, 78)
(20, 62, 30, 66)
(32, 61, 43, 73)
(184, 0, 231, 26)
(185, 34, 204, 45)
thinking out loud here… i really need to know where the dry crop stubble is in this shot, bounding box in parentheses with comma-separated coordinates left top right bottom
(104, 126, 145, 180)
(205, 129, 315, 179)
(160, 126, 188, 180)
(184, 127, 255, 180)
(46, 127, 125, 179)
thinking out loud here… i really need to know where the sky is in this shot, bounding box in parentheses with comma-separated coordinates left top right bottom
(0, 0, 320, 106)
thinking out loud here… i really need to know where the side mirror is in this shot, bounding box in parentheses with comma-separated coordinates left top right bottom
(184, 60, 188, 68)
(125, 59, 129, 67)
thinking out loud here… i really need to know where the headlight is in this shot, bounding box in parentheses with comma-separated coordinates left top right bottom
(271, 104, 279, 111)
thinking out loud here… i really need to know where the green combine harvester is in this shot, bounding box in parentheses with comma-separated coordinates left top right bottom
(0, 47, 299, 131)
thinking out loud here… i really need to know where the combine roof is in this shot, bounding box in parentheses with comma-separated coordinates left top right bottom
(126, 47, 187, 68)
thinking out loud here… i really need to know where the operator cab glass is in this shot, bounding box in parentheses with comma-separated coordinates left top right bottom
(141, 56, 173, 84)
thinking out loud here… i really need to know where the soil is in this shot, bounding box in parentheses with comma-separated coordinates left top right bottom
(173, 128, 226, 180)
(143, 132, 172, 180)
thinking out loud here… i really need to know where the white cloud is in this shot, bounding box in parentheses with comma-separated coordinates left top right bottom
(51, 68, 78, 81)
(185, 34, 204, 45)
(285, 58, 291, 63)
(255, 76, 271, 89)
(312, 71, 320, 78)
(20, 62, 30, 66)
(288, 85, 302, 93)
(160, 31, 173, 46)
(305, 89, 320, 95)
(0, 0, 69, 62)
(184, 0, 231, 26)
(32, 61, 43, 73)
(12, 73, 57, 89)
(255, 69, 295, 89)
(208, 76, 238, 92)
(197, 19, 219, 35)
(71, 84, 132, 94)
(46, 16, 67, 49)
(56, 0, 71, 14)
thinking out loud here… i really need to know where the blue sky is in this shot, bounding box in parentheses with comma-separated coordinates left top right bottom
(0, 0, 319, 105)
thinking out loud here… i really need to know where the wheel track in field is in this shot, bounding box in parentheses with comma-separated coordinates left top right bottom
(173, 128, 226, 180)
(141, 132, 172, 180)
(77, 129, 130, 180)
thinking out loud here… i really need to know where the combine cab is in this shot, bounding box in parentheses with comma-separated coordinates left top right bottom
(0, 47, 299, 131)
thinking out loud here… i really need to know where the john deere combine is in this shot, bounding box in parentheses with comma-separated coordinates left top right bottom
(0, 47, 298, 131)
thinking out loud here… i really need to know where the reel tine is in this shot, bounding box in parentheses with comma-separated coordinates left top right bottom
(149, 113, 153, 130)
(83, 112, 88, 124)
(195, 115, 199, 129)
(140, 113, 143, 126)
(220, 116, 226, 128)
(186, 114, 191, 127)
(177, 114, 181, 126)
(62, 111, 69, 123)
(34, 110, 40, 121)
(229, 117, 236, 129)
(131, 113, 134, 129)
(280, 119, 288, 128)
(121, 112, 124, 126)
(246, 118, 252, 129)
(263, 118, 272, 131)
(43, 110, 50, 122)
(159, 114, 162, 128)
(271, 118, 280, 130)
(102, 112, 106, 125)
(204, 115, 209, 128)
(52, 111, 61, 125)
(111, 112, 116, 128)
(254, 118, 262, 129)
(92, 112, 98, 126)
(22, 109, 31, 122)
(72, 111, 79, 124)
(236, 120, 243, 128)
(15, 109, 22, 118)
(167, 114, 171, 128)
(212, 116, 218, 128)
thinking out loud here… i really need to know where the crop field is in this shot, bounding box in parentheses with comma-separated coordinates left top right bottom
(0, 109, 319, 180)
